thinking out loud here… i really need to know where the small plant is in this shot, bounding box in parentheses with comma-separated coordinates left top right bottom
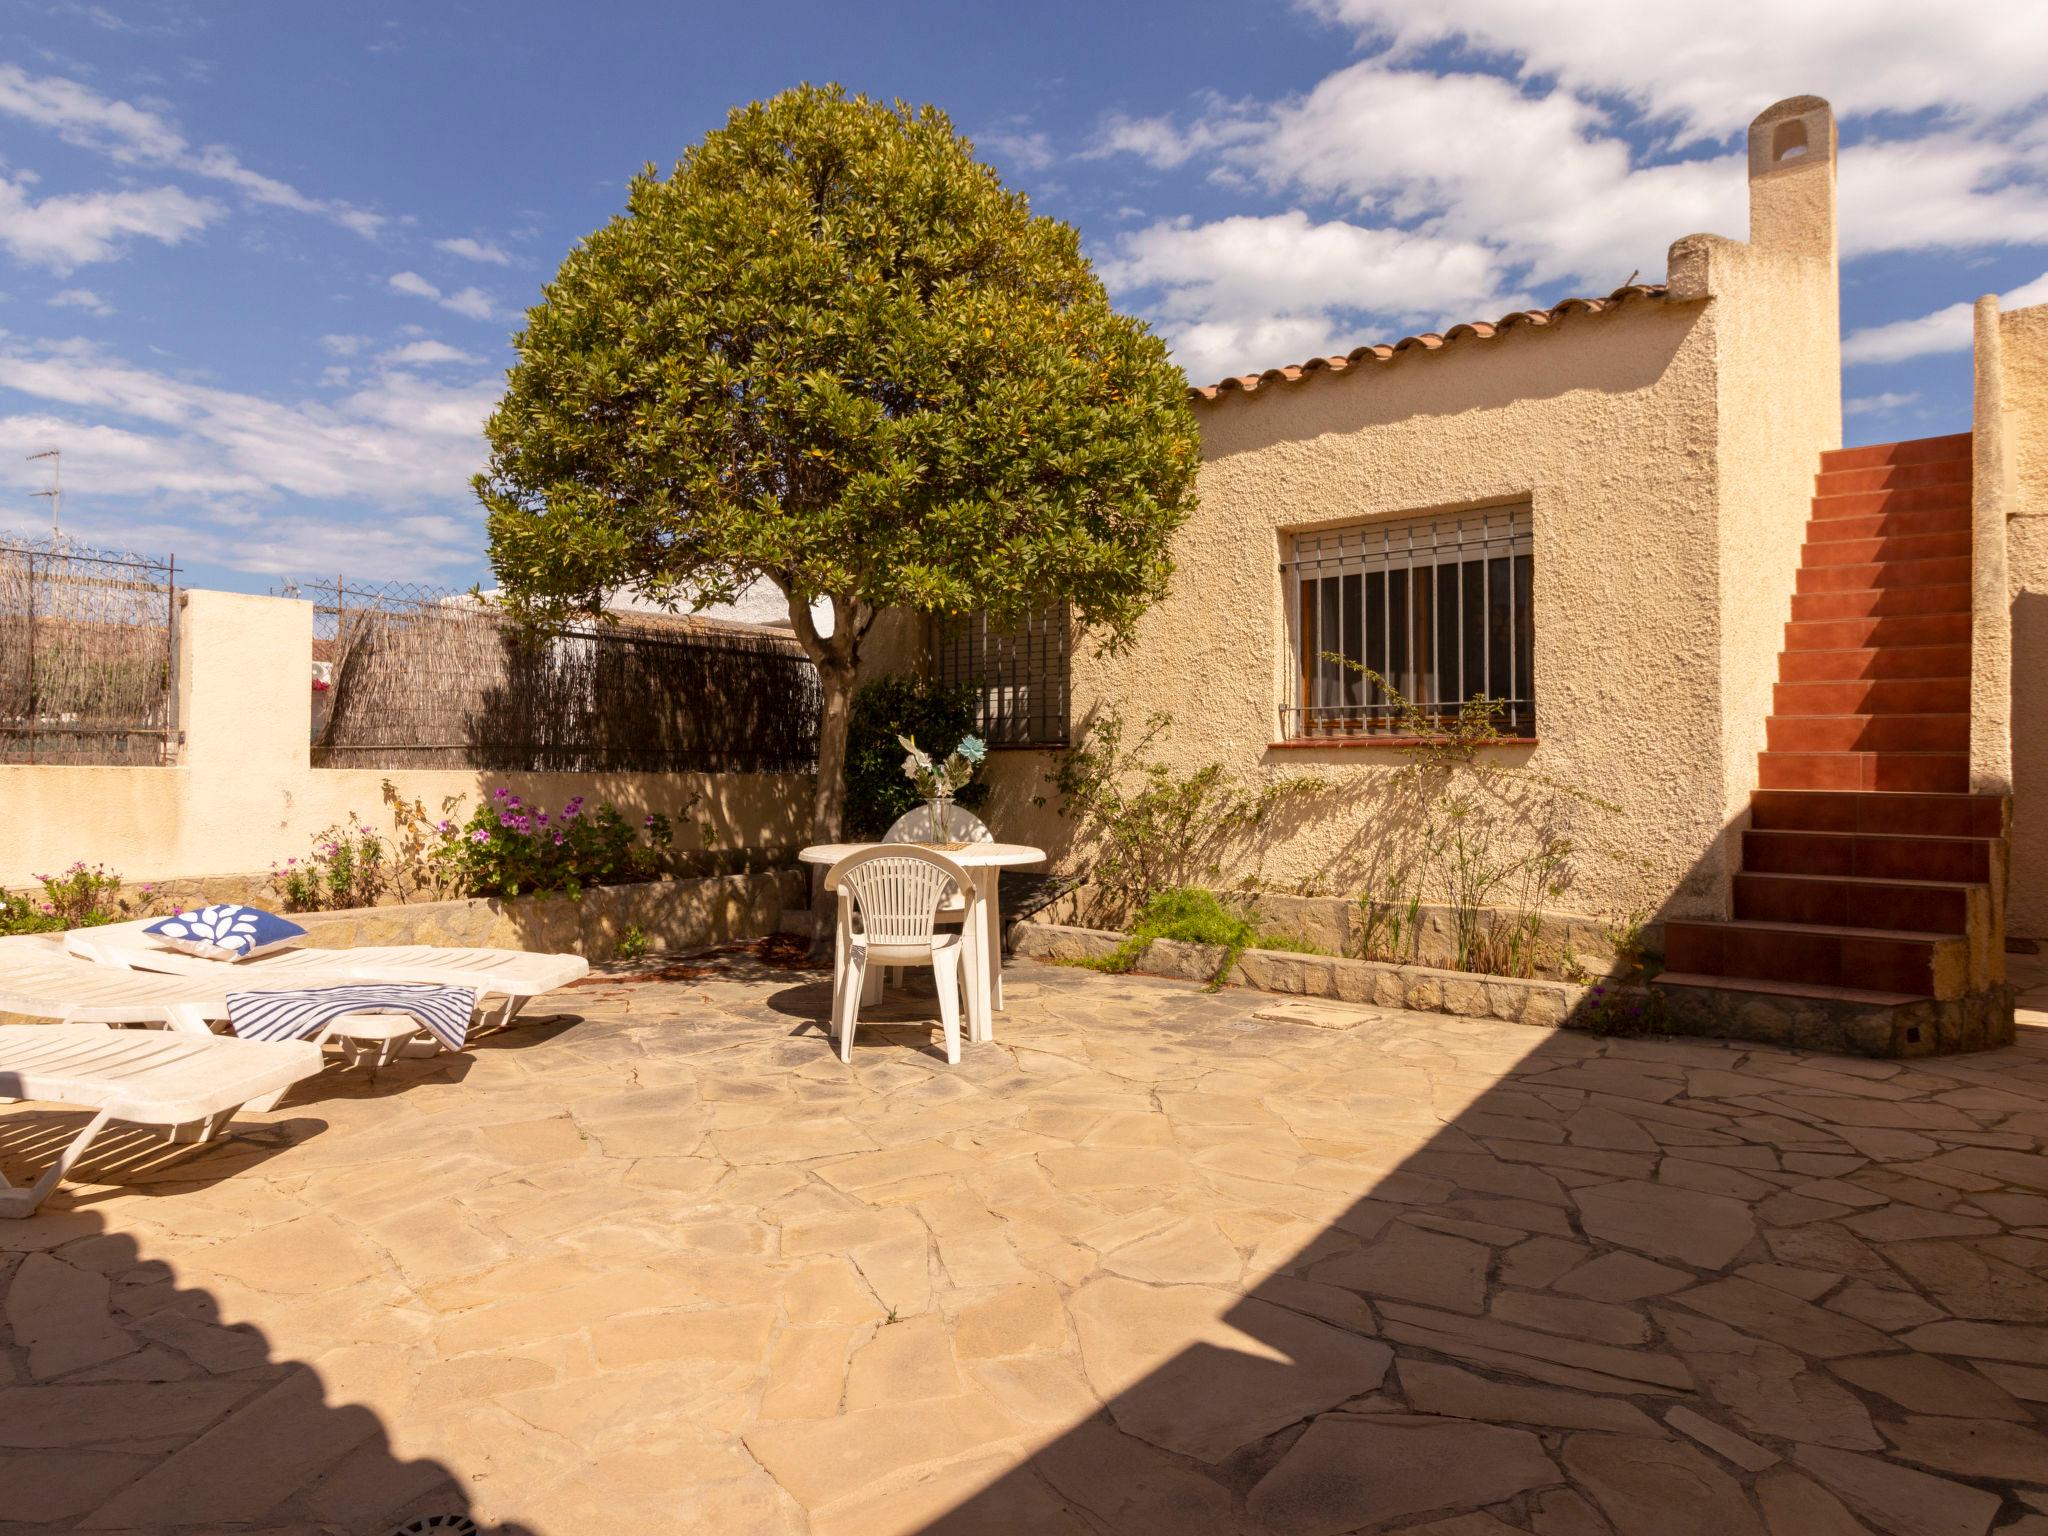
(273, 814, 388, 914)
(1081, 886, 1327, 992)
(617, 923, 650, 961)
(1575, 980, 1669, 1037)
(1, 863, 161, 935)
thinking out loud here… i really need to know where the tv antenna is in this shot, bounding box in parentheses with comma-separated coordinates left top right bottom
(27, 447, 60, 536)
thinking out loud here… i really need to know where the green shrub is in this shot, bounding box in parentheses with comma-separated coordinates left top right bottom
(431, 790, 674, 899)
(845, 675, 990, 838)
(1, 863, 157, 935)
(617, 923, 650, 961)
(1082, 886, 1320, 991)
(273, 815, 389, 914)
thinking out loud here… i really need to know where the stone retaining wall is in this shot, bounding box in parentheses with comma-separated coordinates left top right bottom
(290, 868, 806, 963)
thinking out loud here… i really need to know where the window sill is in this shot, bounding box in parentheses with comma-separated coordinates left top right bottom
(1266, 735, 1540, 751)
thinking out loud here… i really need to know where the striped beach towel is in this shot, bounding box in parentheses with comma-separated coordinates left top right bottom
(225, 984, 479, 1053)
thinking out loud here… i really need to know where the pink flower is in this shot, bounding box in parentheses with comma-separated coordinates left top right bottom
(471, 829, 489, 844)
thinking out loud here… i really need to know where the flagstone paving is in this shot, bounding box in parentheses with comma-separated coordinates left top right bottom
(4, 944, 2048, 1533)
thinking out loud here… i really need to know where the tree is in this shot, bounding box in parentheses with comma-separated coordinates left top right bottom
(477, 83, 1199, 843)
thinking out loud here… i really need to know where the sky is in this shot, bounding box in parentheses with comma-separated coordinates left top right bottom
(0, 0, 2044, 596)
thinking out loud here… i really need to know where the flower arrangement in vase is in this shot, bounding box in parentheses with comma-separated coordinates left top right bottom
(899, 734, 987, 842)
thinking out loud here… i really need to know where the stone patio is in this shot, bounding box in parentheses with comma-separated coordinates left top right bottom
(6, 944, 2048, 1534)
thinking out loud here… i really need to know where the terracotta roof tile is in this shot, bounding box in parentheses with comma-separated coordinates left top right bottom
(1187, 282, 1670, 402)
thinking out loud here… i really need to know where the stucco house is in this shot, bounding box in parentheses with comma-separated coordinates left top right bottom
(949, 95, 2048, 1052)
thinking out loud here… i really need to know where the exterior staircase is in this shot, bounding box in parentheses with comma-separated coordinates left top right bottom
(1656, 431, 2013, 1054)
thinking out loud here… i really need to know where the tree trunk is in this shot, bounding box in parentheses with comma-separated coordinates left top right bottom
(811, 656, 855, 846)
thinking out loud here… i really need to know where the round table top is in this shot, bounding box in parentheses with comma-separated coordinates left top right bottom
(798, 841, 1047, 870)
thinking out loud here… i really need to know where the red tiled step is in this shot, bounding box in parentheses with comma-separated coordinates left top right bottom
(1785, 613, 1969, 650)
(1791, 586, 1969, 623)
(1804, 507, 1971, 544)
(1777, 644, 1970, 682)
(1663, 918, 1954, 996)
(1654, 972, 1920, 1008)
(1766, 714, 1966, 753)
(1758, 752, 1968, 793)
(1816, 460, 1973, 497)
(1820, 433, 1972, 473)
(1742, 828, 1994, 882)
(1796, 558, 1970, 594)
(1733, 871, 1973, 934)
(1802, 531, 1970, 568)
(1772, 677, 1969, 716)
(1808, 510, 1970, 545)
(1749, 789, 2005, 838)
(1811, 484, 1971, 521)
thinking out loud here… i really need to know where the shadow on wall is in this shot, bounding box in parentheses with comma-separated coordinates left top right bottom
(0, 1099, 540, 1533)
(2009, 589, 2048, 941)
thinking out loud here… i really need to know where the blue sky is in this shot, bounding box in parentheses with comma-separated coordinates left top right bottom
(0, 0, 2044, 595)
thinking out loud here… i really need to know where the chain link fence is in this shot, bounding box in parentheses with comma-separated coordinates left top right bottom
(0, 537, 178, 765)
(292, 578, 819, 773)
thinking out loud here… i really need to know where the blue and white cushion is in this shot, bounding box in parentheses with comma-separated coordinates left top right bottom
(144, 904, 306, 962)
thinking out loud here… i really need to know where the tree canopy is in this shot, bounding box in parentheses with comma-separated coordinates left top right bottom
(479, 82, 1200, 838)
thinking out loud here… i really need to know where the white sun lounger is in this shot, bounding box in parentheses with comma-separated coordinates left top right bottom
(0, 1024, 321, 1216)
(66, 919, 589, 1031)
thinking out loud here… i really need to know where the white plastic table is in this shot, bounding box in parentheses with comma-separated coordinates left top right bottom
(799, 841, 1046, 1038)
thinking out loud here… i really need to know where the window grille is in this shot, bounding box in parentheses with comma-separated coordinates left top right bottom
(931, 608, 1070, 747)
(1282, 505, 1534, 740)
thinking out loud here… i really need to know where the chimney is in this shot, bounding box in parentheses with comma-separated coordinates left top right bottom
(1747, 95, 1837, 261)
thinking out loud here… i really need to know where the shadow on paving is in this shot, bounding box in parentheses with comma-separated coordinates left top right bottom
(0, 1067, 542, 1533)
(899, 978, 2048, 1536)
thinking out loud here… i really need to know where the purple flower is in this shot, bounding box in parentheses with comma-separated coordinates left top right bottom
(499, 812, 517, 828)
(471, 829, 489, 843)
(535, 810, 550, 828)
(492, 787, 509, 801)
(437, 819, 453, 833)
(506, 795, 522, 811)
(644, 814, 656, 828)
(552, 832, 565, 846)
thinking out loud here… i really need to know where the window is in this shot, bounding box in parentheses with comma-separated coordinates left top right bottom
(1283, 505, 1534, 740)
(931, 607, 1070, 747)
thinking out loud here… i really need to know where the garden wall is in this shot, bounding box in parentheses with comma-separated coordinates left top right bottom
(287, 868, 807, 963)
(0, 590, 813, 890)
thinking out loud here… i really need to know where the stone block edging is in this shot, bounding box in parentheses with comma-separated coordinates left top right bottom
(290, 868, 807, 963)
(1008, 923, 1592, 1031)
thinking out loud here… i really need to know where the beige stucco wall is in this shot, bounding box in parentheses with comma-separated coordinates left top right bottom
(2, 589, 810, 891)
(1999, 302, 2048, 936)
(977, 97, 1843, 927)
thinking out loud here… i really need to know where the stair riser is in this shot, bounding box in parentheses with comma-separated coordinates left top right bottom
(1786, 614, 1969, 650)
(1777, 645, 1970, 682)
(1803, 531, 1970, 568)
(1820, 433, 1972, 472)
(1816, 461, 1973, 496)
(1758, 753, 1970, 793)
(1766, 716, 1967, 753)
(1732, 874, 1970, 934)
(1663, 923, 1944, 994)
(1797, 556, 1971, 593)
(1813, 485, 1971, 520)
(1749, 789, 2006, 838)
(1743, 830, 1993, 883)
(1805, 509, 1970, 544)
(1790, 586, 1970, 622)
(1772, 679, 1969, 716)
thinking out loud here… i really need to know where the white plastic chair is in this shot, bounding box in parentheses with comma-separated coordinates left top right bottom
(826, 846, 976, 1066)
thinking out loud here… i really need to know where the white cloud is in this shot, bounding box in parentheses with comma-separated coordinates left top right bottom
(47, 286, 114, 316)
(434, 236, 511, 266)
(975, 127, 1056, 172)
(1302, 0, 2048, 140)
(0, 175, 217, 272)
(1102, 210, 1513, 382)
(0, 63, 383, 239)
(380, 339, 479, 367)
(1843, 271, 2048, 365)
(0, 336, 501, 574)
(319, 333, 368, 356)
(1845, 391, 1919, 416)
(389, 270, 497, 322)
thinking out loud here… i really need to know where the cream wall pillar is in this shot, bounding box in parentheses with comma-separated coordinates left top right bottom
(1970, 297, 2014, 796)
(1999, 303, 2048, 936)
(171, 590, 317, 877)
